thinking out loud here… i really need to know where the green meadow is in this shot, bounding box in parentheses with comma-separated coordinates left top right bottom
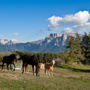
(0, 65, 90, 90)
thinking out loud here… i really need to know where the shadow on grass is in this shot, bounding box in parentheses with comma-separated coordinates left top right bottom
(56, 65, 90, 73)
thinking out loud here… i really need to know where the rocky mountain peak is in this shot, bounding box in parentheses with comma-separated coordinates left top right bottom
(0, 33, 82, 52)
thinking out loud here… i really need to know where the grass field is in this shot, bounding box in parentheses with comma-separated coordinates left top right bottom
(0, 65, 90, 90)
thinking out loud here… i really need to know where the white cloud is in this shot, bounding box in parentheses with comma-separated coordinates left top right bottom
(11, 39, 19, 43)
(13, 33, 19, 36)
(64, 27, 73, 33)
(64, 23, 90, 33)
(48, 11, 90, 33)
(48, 16, 63, 30)
(63, 11, 90, 25)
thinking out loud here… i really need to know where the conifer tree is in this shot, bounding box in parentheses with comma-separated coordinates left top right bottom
(66, 33, 84, 64)
(66, 36, 76, 64)
(82, 33, 90, 64)
(74, 33, 84, 63)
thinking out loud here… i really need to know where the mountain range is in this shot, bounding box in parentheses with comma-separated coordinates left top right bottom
(0, 33, 82, 52)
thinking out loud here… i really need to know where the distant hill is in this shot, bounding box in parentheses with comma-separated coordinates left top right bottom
(0, 33, 82, 52)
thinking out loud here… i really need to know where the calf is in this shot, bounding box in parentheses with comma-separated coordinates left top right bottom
(45, 60, 55, 76)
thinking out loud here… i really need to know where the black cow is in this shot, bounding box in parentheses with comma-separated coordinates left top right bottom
(18, 54, 40, 76)
(2, 54, 17, 71)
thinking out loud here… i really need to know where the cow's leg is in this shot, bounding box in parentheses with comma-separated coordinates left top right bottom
(12, 63, 15, 71)
(32, 65, 34, 75)
(51, 68, 53, 76)
(22, 63, 24, 74)
(51, 70, 53, 76)
(36, 65, 38, 76)
(36, 65, 39, 76)
(2, 62, 4, 70)
(45, 67, 47, 75)
(49, 69, 50, 76)
(25, 64, 27, 72)
(7, 64, 9, 70)
(10, 64, 12, 71)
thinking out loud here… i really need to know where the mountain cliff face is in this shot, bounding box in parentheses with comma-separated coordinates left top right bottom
(0, 33, 81, 52)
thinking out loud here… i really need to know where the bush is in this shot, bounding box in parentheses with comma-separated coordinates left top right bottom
(65, 57, 74, 64)
(55, 58, 65, 66)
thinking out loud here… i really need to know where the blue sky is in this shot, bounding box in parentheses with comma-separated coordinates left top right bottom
(0, 0, 90, 42)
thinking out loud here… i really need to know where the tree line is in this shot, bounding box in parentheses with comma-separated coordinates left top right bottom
(65, 33, 90, 65)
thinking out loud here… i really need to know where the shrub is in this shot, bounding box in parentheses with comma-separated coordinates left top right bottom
(55, 58, 65, 66)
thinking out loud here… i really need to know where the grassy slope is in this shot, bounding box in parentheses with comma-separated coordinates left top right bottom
(0, 65, 90, 90)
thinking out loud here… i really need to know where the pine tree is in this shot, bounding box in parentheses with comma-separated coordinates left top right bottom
(65, 33, 84, 64)
(82, 33, 90, 64)
(65, 36, 76, 64)
(74, 33, 84, 64)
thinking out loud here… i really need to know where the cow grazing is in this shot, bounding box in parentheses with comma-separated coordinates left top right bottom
(18, 54, 40, 76)
(2, 54, 17, 71)
(45, 60, 55, 76)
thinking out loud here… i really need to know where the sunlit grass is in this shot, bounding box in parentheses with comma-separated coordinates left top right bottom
(0, 65, 90, 90)
(60, 64, 90, 70)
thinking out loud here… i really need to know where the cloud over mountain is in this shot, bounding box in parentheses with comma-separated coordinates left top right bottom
(11, 39, 19, 43)
(48, 11, 90, 33)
